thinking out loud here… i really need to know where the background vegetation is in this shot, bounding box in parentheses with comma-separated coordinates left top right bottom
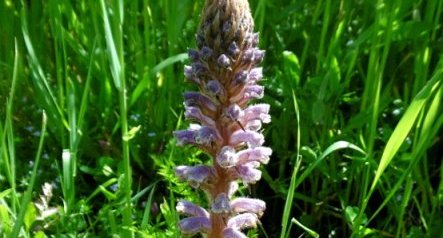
(0, 0, 442, 237)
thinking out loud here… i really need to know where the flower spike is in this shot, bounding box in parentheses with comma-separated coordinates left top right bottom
(174, 0, 271, 237)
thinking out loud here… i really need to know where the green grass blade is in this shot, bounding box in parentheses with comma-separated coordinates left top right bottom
(1, 40, 21, 218)
(20, 2, 67, 131)
(280, 90, 301, 238)
(369, 67, 442, 192)
(100, 1, 122, 91)
(11, 112, 47, 238)
(291, 218, 319, 238)
(100, 0, 133, 236)
(295, 141, 366, 189)
(75, 40, 97, 148)
(130, 53, 188, 106)
(141, 183, 157, 229)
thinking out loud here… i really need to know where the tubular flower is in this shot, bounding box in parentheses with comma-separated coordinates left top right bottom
(174, 0, 271, 237)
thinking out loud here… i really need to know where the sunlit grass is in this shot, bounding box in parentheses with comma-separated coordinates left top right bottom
(0, 0, 442, 237)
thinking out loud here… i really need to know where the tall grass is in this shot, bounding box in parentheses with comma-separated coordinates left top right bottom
(0, 0, 442, 237)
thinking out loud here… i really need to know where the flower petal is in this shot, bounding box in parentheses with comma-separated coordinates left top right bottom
(223, 228, 247, 238)
(206, 80, 225, 98)
(230, 130, 264, 147)
(217, 146, 238, 168)
(243, 85, 264, 100)
(184, 106, 215, 126)
(175, 165, 215, 188)
(195, 126, 220, 146)
(225, 104, 244, 121)
(184, 65, 200, 84)
(178, 216, 211, 236)
(184, 91, 217, 112)
(230, 85, 264, 104)
(176, 200, 210, 218)
(233, 70, 248, 85)
(248, 67, 263, 82)
(236, 147, 272, 165)
(230, 198, 266, 217)
(253, 49, 265, 63)
(235, 164, 262, 184)
(244, 119, 262, 131)
(212, 193, 230, 214)
(173, 129, 197, 146)
(241, 103, 271, 124)
(227, 213, 258, 230)
(228, 182, 239, 198)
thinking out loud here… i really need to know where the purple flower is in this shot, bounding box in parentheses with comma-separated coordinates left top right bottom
(248, 67, 263, 82)
(234, 163, 262, 184)
(192, 62, 207, 75)
(184, 65, 200, 84)
(230, 130, 265, 148)
(206, 80, 225, 98)
(230, 198, 266, 217)
(200, 46, 213, 59)
(233, 70, 249, 85)
(250, 33, 259, 47)
(217, 146, 238, 168)
(188, 49, 200, 62)
(184, 106, 215, 127)
(218, 54, 231, 68)
(225, 104, 244, 121)
(244, 119, 262, 131)
(229, 85, 264, 104)
(228, 182, 239, 197)
(253, 49, 265, 63)
(175, 165, 215, 188)
(176, 200, 210, 218)
(242, 104, 271, 124)
(228, 42, 240, 56)
(173, 0, 270, 236)
(226, 213, 259, 230)
(236, 147, 272, 165)
(223, 228, 248, 238)
(242, 49, 254, 63)
(173, 129, 197, 146)
(211, 193, 230, 214)
(243, 85, 265, 100)
(194, 126, 220, 146)
(178, 216, 211, 236)
(184, 91, 218, 112)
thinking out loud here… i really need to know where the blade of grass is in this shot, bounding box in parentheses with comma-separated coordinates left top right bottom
(11, 112, 47, 238)
(395, 176, 413, 237)
(280, 90, 301, 238)
(296, 141, 366, 190)
(354, 62, 443, 236)
(75, 39, 97, 148)
(367, 66, 443, 223)
(369, 67, 442, 192)
(1, 39, 21, 220)
(291, 218, 319, 238)
(130, 53, 188, 106)
(141, 183, 157, 229)
(99, 0, 133, 236)
(20, 0, 68, 132)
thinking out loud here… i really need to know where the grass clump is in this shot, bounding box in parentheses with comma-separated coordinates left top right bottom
(0, 0, 442, 237)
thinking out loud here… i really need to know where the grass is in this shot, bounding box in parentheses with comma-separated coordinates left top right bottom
(0, 0, 442, 237)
